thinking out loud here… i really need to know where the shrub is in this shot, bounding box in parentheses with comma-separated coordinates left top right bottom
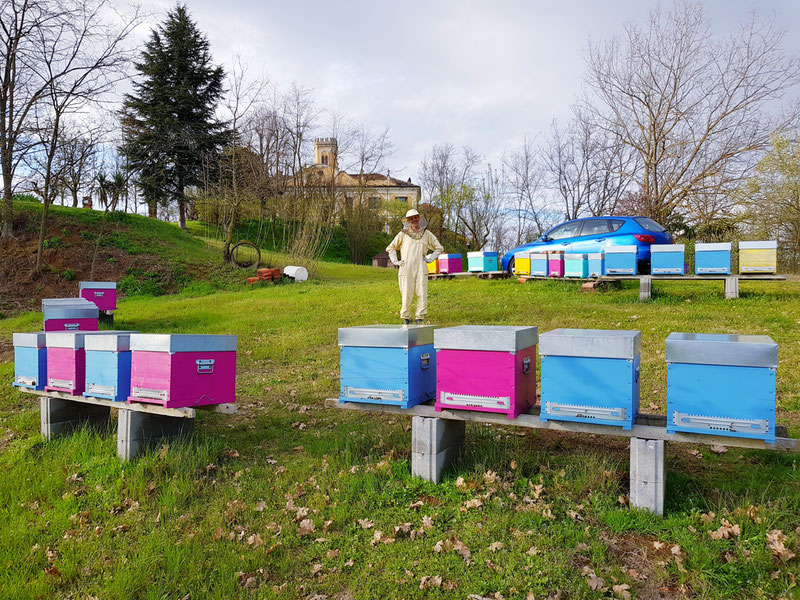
(62, 268, 76, 281)
(42, 236, 62, 249)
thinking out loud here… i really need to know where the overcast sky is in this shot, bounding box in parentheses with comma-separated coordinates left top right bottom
(132, 0, 800, 183)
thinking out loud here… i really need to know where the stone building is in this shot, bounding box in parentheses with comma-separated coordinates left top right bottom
(307, 138, 421, 210)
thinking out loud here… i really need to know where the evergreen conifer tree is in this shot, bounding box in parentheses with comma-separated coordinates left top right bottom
(121, 4, 226, 228)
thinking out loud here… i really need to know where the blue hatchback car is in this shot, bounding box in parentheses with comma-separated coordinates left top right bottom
(501, 216, 673, 275)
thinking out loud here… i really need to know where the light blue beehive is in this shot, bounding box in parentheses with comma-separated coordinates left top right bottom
(604, 246, 638, 274)
(666, 333, 777, 442)
(83, 332, 137, 402)
(467, 251, 498, 272)
(695, 242, 731, 275)
(539, 329, 641, 430)
(564, 254, 589, 278)
(651, 244, 685, 275)
(339, 325, 437, 409)
(13, 332, 47, 390)
(588, 253, 604, 277)
(530, 252, 548, 276)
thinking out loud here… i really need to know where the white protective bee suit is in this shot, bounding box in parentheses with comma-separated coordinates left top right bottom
(386, 211, 444, 321)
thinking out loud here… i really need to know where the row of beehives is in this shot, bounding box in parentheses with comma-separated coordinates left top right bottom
(428, 252, 498, 274)
(514, 241, 778, 277)
(338, 325, 778, 442)
(42, 281, 118, 331)
(12, 331, 237, 409)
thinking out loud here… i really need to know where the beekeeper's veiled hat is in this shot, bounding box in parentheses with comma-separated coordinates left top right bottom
(401, 209, 421, 221)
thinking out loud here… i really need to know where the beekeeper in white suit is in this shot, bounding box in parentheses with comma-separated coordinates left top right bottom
(386, 209, 444, 324)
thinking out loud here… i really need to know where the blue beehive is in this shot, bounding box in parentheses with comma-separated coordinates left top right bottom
(83, 331, 136, 402)
(695, 242, 731, 274)
(666, 333, 777, 442)
(530, 252, 548, 276)
(468, 251, 498, 272)
(604, 246, 638, 274)
(588, 253, 604, 277)
(339, 325, 437, 408)
(564, 254, 589, 278)
(651, 244, 685, 275)
(539, 329, 641, 430)
(13, 332, 47, 390)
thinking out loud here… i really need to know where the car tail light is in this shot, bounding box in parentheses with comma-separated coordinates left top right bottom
(633, 234, 655, 243)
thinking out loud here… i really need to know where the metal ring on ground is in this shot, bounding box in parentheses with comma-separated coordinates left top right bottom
(231, 241, 261, 268)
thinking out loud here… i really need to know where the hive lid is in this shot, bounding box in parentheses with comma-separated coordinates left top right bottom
(129, 333, 238, 353)
(78, 281, 117, 290)
(434, 325, 537, 352)
(43, 304, 99, 319)
(85, 331, 140, 352)
(665, 332, 777, 368)
(338, 324, 436, 348)
(605, 245, 638, 254)
(739, 240, 777, 250)
(13, 332, 47, 348)
(439, 254, 461, 259)
(651, 244, 685, 252)
(564, 253, 588, 260)
(46, 330, 137, 350)
(514, 251, 530, 259)
(695, 242, 731, 252)
(467, 251, 498, 257)
(539, 328, 640, 359)
(42, 297, 96, 310)
(587, 253, 604, 259)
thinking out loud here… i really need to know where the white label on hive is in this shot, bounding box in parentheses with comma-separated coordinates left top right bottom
(545, 401, 627, 421)
(672, 412, 769, 434)
(440, 392, 511, 409)
(15, 376, 37, 386)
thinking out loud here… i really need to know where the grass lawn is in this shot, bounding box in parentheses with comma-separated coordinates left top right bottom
(1, 269, 799, 599)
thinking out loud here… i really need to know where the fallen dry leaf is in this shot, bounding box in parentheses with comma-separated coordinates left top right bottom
(357, 518, 374, 529)
(700, 511, 716, 524)
(767, 529, 796, 561)
(709, 445, 728, 455)
(652, 541, 665, 550)
(326, 549, 340, 558)
(708, 519, 741, 540)
(422, 515, 434, 529)
(247, 534, 264, 548)
(455, 476, 467, 489)
(463, 498, 483, 510)
(613, 583, 632, 600)
(488, 542, 504, 552)
(298, 519, 316, 537)
(526, 546, 538, 556)
(484, 470, 500, 485)
(419, 575, 443, 590)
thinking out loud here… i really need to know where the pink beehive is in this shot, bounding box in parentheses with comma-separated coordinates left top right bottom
(44, 331, 135, 395)
(548, 251, 564, 277)
(42, 298, 99, 331)
(434, 325, 538, 419)
(79, 281, 117, 312)
(438, 254, 462, 274)
(128, 334, 237, 408)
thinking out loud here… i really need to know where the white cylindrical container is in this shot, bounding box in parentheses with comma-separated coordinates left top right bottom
(284, 266, 309, 281)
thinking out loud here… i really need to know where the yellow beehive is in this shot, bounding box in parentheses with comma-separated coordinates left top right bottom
(427, 259, 439, 274)
(739, 241, 777, 274)
(513, 251, 531, 275)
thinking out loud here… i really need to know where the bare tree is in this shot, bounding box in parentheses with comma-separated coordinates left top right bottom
(502, 134, 549, 245)
(28, 0, 140, 274)
(56, 124, 99, 208)
(583, 2, 800, 224)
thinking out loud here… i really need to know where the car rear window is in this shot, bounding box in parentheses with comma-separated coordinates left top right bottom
(609, 219, 625, 232)
(633, 217, 667, 232)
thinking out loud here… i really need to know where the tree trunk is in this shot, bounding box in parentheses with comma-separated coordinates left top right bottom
(2, 167, 13, 238)
(71, 188, 79, 208)
(148, 199, 157, 218)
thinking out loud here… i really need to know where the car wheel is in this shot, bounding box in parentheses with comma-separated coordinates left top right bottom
(507, 257, 515, 276)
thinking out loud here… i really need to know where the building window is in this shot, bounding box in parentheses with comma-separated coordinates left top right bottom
(369, 197, 380, 209)
(396, 196, 407, 203)
(321, 154, 328, 165)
